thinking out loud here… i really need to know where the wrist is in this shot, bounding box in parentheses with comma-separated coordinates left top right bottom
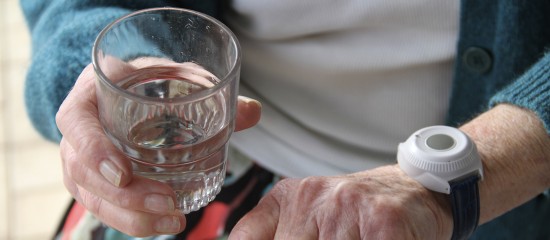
(387, 164, 454, 238)
(459, 104, 550, 224)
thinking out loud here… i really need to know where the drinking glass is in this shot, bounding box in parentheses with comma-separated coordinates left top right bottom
(92, 8, 241, 213)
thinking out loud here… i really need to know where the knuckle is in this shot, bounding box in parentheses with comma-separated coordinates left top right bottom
(60, 130, 104, 184)
(123, 221, 149, 237)
(55, 105, 68, 130)
(300, 176, 324, 188)
(76, 134, 99, 160)
(331, 181, 362, 203)
(80, 190, 103, 216)
(297, 176, 326, 196)
(65, 155, 88, 184)
(270, 178, 296, 196)
(112, 194, 132, 208)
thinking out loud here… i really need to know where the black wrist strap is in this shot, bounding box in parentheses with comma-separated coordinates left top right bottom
(449, 174, 481, 240)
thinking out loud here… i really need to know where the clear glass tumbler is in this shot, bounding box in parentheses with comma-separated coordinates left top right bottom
(92, 8, 241, 214)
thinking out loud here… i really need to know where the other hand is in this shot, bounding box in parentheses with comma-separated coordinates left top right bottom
(229, 165, 453, 240)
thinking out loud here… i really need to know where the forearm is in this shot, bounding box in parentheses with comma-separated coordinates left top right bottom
(459, 104, 550, 224)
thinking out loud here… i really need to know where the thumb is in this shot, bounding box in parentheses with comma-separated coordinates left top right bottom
(228, 195, 279, 240)
(235, 96, 261, 132)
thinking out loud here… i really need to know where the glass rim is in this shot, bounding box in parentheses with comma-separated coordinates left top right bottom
(92, 7, 241, 103)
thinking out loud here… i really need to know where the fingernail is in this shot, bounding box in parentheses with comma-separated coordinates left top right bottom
(239, 96, 262, 107)
(99, 160, 122, 187)
(155, 216, 181, 234)
(144, 194, 175, 213)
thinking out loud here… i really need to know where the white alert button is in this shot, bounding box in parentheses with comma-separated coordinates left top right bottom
(397, 125, 483, 194)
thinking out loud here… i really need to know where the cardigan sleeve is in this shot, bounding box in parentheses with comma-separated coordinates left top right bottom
(20, 0, 219, 143)
(489, 52, 550, 135)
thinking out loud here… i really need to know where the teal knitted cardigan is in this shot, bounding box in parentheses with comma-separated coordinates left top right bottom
(21, 0, 550, 239)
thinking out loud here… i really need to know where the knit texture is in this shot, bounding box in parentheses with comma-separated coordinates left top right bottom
(490, 53, 550, 132)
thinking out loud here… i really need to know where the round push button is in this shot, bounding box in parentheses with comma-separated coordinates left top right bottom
(426, 134, 455, 151)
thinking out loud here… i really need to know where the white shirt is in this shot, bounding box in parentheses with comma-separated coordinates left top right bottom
(225, 0, 460, 177)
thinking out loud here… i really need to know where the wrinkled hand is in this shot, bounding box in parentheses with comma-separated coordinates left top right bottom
(229, 165, 453, 240)
(56, 63, 261, 237)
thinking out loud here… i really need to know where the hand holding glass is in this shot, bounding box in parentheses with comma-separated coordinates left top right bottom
(93, 8, 241, 214)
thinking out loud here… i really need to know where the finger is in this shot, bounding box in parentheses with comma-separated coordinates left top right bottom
(56, 64, 133, 187)
(61, 137, 177, 215)
(60, 137, 82, 202)
(228, 193, 280, 240)
(75, 184, 186, 237)
(62, 138, 185, 237)
(235, 96, 261, 132)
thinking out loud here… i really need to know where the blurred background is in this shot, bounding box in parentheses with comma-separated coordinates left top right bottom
(1, 0, 72, 239)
